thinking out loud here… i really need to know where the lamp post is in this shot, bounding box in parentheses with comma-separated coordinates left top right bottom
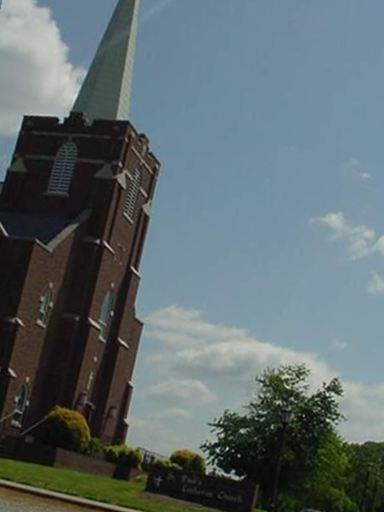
(269, 405, 292, 512)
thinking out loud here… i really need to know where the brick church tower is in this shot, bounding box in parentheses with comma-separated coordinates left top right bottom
(0, 0, 160, 444)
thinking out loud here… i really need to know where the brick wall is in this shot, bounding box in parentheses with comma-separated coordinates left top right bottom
(0, 112, 160, 443)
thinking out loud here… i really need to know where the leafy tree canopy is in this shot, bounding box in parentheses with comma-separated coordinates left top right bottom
(202, 364, 345, 507)
(347, 441, 384, 511)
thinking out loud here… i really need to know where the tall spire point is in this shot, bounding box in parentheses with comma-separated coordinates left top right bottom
(72, 0, 141, 121)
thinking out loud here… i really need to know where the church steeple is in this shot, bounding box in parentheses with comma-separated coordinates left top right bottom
(72, 0, 141, 121)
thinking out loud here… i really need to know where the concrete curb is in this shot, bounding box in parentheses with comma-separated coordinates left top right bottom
(0, 478, 140, 512)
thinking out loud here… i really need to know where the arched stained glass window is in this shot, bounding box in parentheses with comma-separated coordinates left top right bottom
(99, 289, 115, 341)
(124, 169, 141, 221)
(47, 142, 78, 195)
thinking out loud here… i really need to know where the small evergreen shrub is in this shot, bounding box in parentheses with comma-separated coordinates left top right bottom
(170, 449, 206, 475)
(38, 406, 91, 452)
(104, 444, 142, 468)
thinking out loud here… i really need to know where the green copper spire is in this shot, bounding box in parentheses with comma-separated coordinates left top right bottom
(72, 0, 141, 121)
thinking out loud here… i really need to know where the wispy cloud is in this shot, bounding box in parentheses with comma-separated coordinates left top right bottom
(330, 337, 348, 351)
(310, 212, 379, 260)
(342, 158, 372, 181)
(141, 0, 176, 24)
(147, 378, 217, 405)
(311, 213, 384, 297)
(367, 272, 384, 295)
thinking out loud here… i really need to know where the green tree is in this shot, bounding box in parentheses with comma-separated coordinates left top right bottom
(202, 364, 345, 507)
(347, 441, 384, 512)
(300, 432, 357, 512)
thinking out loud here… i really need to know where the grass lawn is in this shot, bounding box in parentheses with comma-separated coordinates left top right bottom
(0, 458, 268, 512)
(0, 458, 266, 512)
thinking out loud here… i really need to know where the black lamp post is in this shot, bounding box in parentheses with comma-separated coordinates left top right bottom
(269, 405, 293, 512)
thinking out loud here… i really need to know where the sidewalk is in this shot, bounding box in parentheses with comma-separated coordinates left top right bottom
(0, 478, 140, 512)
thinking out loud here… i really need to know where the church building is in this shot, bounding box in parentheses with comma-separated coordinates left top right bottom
(0, 0, 160, 444)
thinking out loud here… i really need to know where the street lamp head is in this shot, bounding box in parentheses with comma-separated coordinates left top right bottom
(281, 405, 293, 425)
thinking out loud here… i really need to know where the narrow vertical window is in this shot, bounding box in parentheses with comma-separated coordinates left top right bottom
(11, 382, 30, 428)
(38, 287, 53, 327)
(47, 142, 78, 196)
(99, 290, 115, 341)
(124, 168, 141, 221)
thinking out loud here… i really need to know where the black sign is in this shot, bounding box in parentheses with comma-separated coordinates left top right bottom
(146, 468, 258, 512)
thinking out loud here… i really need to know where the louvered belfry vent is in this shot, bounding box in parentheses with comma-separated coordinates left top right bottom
(124, 168, 141, 220)
(47, 142, 78, 196)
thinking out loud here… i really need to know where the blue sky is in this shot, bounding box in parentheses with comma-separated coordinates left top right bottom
(2, 0, 384, 454)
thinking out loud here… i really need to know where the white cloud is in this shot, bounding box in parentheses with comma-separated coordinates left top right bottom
(330, 337, 348, 351)
(129, 306, 384, 452)
(147, 305, 249, 348)
(342, 158, 372, 181)
(129, 414, 194, 455)
(0, 0, 84, 135)
(145, 307, 333, 389)
(311, 212, 379, 260)
(367, 272, 384, 295)
(313, 212, 347, 235)
(156, 408, 192, 420)
(148, 379, 216, 405)
(341, 381, 384, 441)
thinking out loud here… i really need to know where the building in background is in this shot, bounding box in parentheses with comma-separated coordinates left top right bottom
(0, 0, 160, 444)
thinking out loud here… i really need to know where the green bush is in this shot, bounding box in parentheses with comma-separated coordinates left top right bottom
(38, 406, 91, 452)
(151, 459, 182, 471)
(104, 444, 142, 468)
(104, 444, 128, 463)
(170, 449, 206, 475)
(83, 437, 104, 457)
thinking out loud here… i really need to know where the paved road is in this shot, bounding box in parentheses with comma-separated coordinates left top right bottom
(0, 480, 139, 512)
(0, 486, 96, 511)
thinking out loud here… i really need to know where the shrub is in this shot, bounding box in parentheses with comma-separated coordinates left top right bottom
(38, 406, 91, 452)
(170, 449, 206, 475)
(152, 459, 182, 471)
(104, 444, 142, 468)
(83, 437, 104, 456)
(104, 444, 128, 463)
